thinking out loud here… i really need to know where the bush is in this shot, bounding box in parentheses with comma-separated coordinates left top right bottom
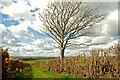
(0, 47, 30, 79)
(35, 42, 120, 78)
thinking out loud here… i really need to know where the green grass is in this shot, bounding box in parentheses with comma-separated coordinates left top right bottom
(31, 64, 76, 78)
(22, 58, 57, 64)
(14, 59, 77, 79)
(14, 66, 33, 79)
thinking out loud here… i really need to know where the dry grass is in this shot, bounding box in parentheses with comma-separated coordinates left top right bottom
(37, 42, 120, 78)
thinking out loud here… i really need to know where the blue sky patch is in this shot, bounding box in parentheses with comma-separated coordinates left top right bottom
(0, 13, 19, 27)
(28, 27, 48, 40)
(18, 37, 33, 44)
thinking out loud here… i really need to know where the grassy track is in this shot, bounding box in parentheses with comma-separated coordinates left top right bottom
(14, 59, 77, 79)
(31, 64, 76, 78)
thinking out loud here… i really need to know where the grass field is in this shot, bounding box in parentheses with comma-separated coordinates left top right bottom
(14, 58, 77, 79)
(22, 58, 57, 64)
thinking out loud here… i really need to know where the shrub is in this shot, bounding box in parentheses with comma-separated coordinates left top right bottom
(35, 42, 120, 78)
(0, 47, 30, 79)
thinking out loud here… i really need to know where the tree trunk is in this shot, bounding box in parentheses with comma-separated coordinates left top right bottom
(60, 48, 65, 62)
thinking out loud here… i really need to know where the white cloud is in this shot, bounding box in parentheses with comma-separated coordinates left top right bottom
(1, 0, 45, 33)
(29, 0, 49, 11)
(0, 24, 12, 40)
(1, 0, 35, 21)
(107, 10, 118, 20)
(17, 38, 59, 57)
(30, 14, 44, 32)
(32, 38, 46, 47)
(23, 44, 34, 51)
(1, 0, 53, 22)
(0, 0, 12, 8)
(8, 21, 34, 38)
(32, 38, 54, 50)
(89, 40, 118, 50)
(101, 10, 118, 36)
(0, 24, 21, 47)
(74, 36, 92, 42)
(1, 1, 119, 57)
(0, 24, 7, 33)
(92, 36, 113, 45)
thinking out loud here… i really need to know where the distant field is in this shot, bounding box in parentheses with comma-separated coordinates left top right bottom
(22, 58, 58, 64)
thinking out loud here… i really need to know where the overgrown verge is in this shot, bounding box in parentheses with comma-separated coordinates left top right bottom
(35, 42, 120, 78)
(0, 47, 30, 80)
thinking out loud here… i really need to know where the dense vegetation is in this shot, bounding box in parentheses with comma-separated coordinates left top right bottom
(0, 47, 30, 79)
(32, 42, 120, 78)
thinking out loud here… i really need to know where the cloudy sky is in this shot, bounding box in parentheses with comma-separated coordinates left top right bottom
(0, 0, 119, 57)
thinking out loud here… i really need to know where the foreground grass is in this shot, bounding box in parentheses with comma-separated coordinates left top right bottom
(31, 64, 77, 78)
(14, 59, 77, 79)
(14, 66, 33, 79)
(14, 58, 117, 79)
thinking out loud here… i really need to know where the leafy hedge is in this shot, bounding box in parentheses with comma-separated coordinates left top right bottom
(0, 47, 30, 79)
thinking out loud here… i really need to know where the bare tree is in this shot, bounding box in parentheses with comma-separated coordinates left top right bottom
(39, 1, 107, 61)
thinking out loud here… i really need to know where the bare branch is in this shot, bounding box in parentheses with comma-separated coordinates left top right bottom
(39, 1, 107, 59)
